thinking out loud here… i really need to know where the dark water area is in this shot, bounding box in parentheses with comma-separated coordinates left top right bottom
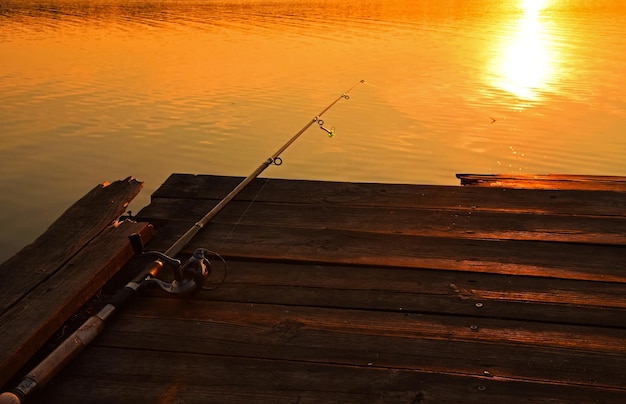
(1, 0, 625, 262)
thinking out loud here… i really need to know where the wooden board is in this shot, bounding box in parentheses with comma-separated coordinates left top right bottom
(33, 346, 626, 404)
(0, 178, 149, 388)
(142, 221, 626, 283)
(154, 174, 626, 216)
(457, 173, 626, 191)
(0, 177, 143, 315)
(139, 197, 626, 245)
(193, 260, 626, 328)
(101, 297, 626, 389)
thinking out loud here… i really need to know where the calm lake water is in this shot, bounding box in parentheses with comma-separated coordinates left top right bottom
(1, 0, 625, 262)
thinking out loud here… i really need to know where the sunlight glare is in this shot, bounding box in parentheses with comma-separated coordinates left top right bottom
(521, 0, 548, 16)
(490, 0, 555, 100)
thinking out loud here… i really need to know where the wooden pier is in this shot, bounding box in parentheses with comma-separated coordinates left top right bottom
(2, 173, 626, 403)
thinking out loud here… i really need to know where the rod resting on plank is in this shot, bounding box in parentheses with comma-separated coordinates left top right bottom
(0, 79, 365, 404)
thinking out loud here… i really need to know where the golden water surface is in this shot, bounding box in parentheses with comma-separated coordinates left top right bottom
(1, 0, 625, 261)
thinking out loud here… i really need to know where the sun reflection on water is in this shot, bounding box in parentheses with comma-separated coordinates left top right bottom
(490, 0, 556, 100)
(522, 0, 548, 15)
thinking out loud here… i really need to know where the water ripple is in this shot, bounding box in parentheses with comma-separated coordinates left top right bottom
(1, 0, 626, 263)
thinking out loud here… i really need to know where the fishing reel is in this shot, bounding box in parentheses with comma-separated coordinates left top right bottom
(129, 234, 211, 297)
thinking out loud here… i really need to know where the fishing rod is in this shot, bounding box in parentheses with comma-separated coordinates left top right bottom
(0, 79, 365, 404)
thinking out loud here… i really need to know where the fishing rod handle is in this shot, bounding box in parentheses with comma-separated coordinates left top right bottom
(0, 257, 164, 404)
(0, 315, 106, 404)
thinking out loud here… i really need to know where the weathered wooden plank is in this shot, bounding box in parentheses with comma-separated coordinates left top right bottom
(0, 220, 153, 388)
(93, 297, 626, 389)
(137, 198, 626, 245)
(30, 346, 626, 404)
(102, 315, 626, 390)
(457, 173, 626, 191)
(148, 174, 626, 217)
(183, 260, 626, 328)
(0, 177, 143, 316)
(143, 221, 626, 283)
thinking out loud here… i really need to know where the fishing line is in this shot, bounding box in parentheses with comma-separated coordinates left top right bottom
(203, 176, 272, 290)
(215, 176, 271, 254)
